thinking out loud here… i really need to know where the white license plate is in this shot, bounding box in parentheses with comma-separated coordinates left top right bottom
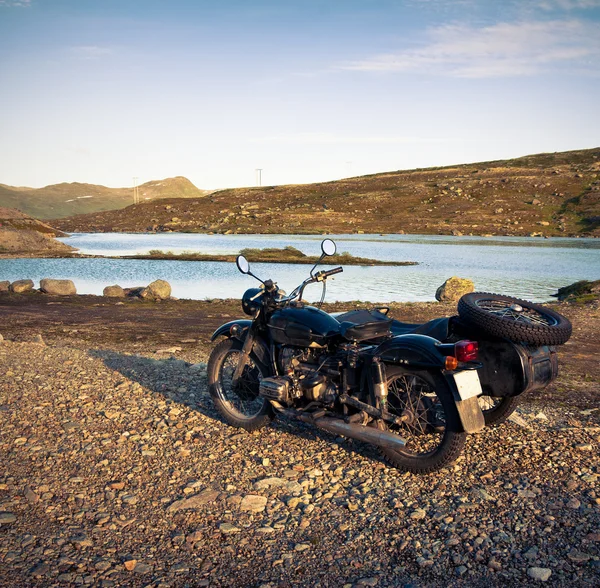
(453, 370, 482, 401)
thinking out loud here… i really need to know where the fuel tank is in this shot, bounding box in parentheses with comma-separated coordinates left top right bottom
(268, 305, 341, 346)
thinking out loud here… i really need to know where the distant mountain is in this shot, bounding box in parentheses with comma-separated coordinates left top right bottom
(0, 176, 209, 220)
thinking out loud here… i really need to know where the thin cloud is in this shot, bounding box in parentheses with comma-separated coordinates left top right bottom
(247, 133, 449, 145)
(0, 0, 31, 6)
(340, 19, 600, 78)
(536, 0, 600, 9)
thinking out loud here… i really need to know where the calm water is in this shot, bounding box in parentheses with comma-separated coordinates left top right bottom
(1, 233, 598, 302)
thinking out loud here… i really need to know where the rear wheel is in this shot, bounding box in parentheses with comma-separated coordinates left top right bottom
(207, 338, 274, 431)
(381, 366, 466, 474)
(479, 395, 520, 426)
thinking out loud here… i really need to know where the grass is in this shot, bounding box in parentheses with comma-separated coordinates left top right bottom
(124, 246, 417, 266)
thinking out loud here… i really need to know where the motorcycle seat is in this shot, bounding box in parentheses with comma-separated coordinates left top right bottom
(333, 309, 451, 342)
(334, 309, 393, 342)
(389, 317, 451, 341)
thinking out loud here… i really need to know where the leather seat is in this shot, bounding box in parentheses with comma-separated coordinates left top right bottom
(332, 309, 451, 342)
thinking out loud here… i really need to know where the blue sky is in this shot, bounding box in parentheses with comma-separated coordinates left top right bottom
(1, 0, 599, 190)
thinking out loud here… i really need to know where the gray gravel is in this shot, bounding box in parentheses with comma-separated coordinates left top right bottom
(0, 340, 598, 587)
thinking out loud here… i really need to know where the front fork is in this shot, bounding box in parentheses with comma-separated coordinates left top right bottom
(231, 328, 255, 388)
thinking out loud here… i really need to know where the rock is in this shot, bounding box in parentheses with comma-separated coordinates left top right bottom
(148, 279, 171, 299)
(527, 567, 551, 581)
(567, 549, 591, 563)
(409, 508, 426, 520)
(0, 280, 9, 292)
(240, 494, 267, 513)
(0, 512, 17, 525)
(451, 229, 463, 236)
(123, 559, 137, 571)
(167, 489, 220, 512)
(39, 278, 76, 295)
(103, 285, 125, 298)
(435, 277, 474, 302)
(219, 522, 240, 534)
(9, 279, 34, 293)
(69, 533, 93, 548)
(24, 486, 40, 504)
(253, 477, 288, 490)
(29, 562, 50, 577)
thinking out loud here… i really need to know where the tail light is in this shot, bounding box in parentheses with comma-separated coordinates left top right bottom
(455, 340, 479, 362)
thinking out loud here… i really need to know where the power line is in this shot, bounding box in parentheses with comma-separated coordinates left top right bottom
(255, 168, 262, 187)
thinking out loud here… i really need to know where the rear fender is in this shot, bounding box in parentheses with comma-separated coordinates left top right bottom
(375, 334, 484, 434)
(375, 334, 449, 369)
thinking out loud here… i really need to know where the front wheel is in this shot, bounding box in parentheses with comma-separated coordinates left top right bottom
(381, 366, 466, 474)
(207, 338, 274, 431)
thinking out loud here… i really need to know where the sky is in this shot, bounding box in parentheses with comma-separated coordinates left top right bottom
(0, 0, 599, 190)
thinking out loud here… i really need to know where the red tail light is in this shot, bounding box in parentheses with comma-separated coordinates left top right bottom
(455, 340, 478, 362)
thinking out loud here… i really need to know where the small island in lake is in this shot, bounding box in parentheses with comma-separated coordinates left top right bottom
(122, 246, 417, 266)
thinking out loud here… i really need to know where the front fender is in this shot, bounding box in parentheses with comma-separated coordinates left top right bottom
(375, 334, 484, 434)
(210, 320, 270, 368)
(210, 319, 252, 342)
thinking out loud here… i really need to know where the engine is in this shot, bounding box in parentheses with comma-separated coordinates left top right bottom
(259, 347, 338, 406)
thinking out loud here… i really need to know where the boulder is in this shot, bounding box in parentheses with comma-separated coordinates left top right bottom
(103, 285, 126, 298)
(435, 277, 474, 303)
(148, 279, 171, 299)
(0, 281, 9, 292)
(39, 278, 76, 296)
(9, 279, 34, 294)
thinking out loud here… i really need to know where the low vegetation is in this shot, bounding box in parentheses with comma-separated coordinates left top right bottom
(124, 246, 416, 266)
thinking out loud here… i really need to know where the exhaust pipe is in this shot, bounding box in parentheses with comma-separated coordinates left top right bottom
(310, 417, 406, 452)
(270, 403, 406, 451)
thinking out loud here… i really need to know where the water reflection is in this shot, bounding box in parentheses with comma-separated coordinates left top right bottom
(1, 231, 598, 302)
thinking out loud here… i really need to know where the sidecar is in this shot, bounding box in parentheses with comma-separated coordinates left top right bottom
(334, 294, 569, 425)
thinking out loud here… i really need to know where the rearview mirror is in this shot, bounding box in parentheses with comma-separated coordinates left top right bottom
(236, 255, 250, 274)
(321, 239, 336, 256)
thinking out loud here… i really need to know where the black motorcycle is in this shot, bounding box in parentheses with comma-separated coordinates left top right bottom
(207, 239, 571, 473)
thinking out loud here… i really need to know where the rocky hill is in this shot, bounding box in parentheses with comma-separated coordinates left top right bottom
(0, 176, 209, 220)
(0, 207, 76, 256)
(53, 148, 600, 237)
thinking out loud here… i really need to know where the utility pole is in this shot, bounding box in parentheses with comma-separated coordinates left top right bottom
(133, 177, 139, 205)
(255, 168, 262, 187)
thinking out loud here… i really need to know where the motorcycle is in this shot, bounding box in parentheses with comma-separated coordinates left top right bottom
(207, 239, 572, 473)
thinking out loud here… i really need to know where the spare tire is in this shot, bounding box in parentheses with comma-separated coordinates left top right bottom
(457, 292, 572, 346)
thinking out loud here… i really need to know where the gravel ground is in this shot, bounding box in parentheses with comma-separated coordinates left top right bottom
(1, 338, 598, 587)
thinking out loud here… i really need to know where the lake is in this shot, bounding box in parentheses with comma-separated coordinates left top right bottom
(1, 233, 598, 302)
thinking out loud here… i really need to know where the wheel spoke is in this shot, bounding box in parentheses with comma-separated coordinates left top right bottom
(475, 299, 557, 327)
(386, 371, 446, 456)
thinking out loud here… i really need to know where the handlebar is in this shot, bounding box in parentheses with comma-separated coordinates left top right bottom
(269, 265, 344, 307)
(315, 266, 343, 281)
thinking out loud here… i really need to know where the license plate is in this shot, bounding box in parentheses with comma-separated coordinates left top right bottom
(453, 370, 482, 401)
